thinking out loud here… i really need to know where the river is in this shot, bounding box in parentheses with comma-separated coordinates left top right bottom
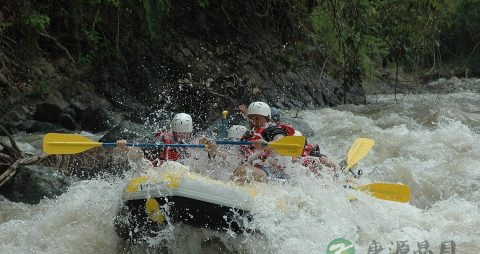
(1, 91, 479, 253)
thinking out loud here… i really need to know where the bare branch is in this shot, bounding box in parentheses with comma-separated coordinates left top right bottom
(38, 32, 76, 63)
(0, 154, 50, 187)
(0, 153, 14, 163)
(0, 124, 22, 155)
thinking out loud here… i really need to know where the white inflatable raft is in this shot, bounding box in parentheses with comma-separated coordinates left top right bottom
(114, 162, 258, 241)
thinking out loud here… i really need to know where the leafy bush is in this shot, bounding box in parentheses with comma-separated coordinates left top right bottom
(25, 11, 50, 31)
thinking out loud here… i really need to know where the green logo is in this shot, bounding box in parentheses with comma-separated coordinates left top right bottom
(326, 238, 355, 254)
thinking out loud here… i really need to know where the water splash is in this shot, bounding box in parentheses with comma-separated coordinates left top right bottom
(1, 92, 479, 253)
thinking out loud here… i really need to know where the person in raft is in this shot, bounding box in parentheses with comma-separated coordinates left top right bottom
(230, 101, 289, 183)
(117, 113, 210, 166)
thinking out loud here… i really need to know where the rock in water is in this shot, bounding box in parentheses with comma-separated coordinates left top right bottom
(0, 165, 75, 204)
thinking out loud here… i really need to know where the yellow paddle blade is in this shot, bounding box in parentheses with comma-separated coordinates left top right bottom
(43, 133, 102, 155)
(346, 138, 375, 169)
(268, 136, 305, 157)
(356, 183, 411, 203)
(222, 110, 229, 119)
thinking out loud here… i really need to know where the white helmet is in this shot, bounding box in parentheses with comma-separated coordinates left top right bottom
(228, 125, 248, 139)
(293, 130, 303, 136)
(247, 101, 271, 118)
(171, 113, 193, 133)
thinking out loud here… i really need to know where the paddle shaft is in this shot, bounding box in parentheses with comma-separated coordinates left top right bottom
(43, 133, 304, 156)
(216, 141, 254, 145)
(101, 140, 258, 148)
(219, 110, 229, 140)
(106, 143, 206, 148)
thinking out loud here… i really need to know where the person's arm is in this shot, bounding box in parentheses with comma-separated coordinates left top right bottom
(199, 137, 221, 159)
(263, 125, 286, 141)
(255, 125, 286, 152)
(116, 140, 144, 160)
(272, 134, 284, 141)
(239, 105, 248, 119)
(311, 144, 337, 171)
(319, 155, 338, 171)
(116, 139, 129, 154)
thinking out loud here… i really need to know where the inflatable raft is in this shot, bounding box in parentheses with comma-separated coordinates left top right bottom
(114, 162, 258, 241)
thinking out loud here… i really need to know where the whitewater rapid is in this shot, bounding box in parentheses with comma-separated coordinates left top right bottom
(1, 92, 479, 253)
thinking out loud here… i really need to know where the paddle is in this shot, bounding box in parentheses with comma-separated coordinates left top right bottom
(340, 138, 410, 203)
(42, 133, 305, 157)
(354, 182, 411, 203)
(217, 135, 305, 157)
(341, 138, 375, 178)
(218, 110, 229, 140)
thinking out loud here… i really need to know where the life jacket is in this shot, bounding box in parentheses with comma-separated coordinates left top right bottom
(301, 144, 316, 157)
(240, 124, 286, 168)
(299, 144, 324, 174)
(240, 127, 269, 163)
(301, 156, 322, 175)
(278, 123, 295, 136)
(149, 132, 185, 166)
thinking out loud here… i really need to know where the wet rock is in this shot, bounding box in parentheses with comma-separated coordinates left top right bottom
(69, 97, 88, 114)
(13, 120, 36, 132)
(99, 120, 156, 143)
(427, 78, 446, 87)
(0, 72, 10, 87)
(449, 76, 461, 85)
(69, 93, 111, 117)
(4, 122, 18, 134)
(81, 107, 121, 133)
(182, 48, 193, 58)
(26, 121, 67, 133)
(97, 83, 146, 112)
(280, 114, 315, 138)
(58, 113, 77, 130)
(30, 58, 57, 77)
(33, 102, 63, 123)
(62, 106, 77, 118)
(0, 165, 75, 204)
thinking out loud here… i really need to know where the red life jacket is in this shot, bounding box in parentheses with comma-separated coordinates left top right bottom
(240, 127, 264, 156)
(301, 156, 321, 174)
(243, 127, 264, 142)
(278, 123, 295, 136)
(240, 127, 271, 167)
(154, 132, 182, 162)
(301, 144, 315, 157)
(299, 144, 324, 174)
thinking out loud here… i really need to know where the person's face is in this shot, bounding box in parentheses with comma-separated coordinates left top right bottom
(248, 114, 268, 129)
(174, 132, 192, 142)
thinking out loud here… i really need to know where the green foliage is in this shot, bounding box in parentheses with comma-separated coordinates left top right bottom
(198, 0, 209, 8)
(25, 11, 50, 31)
(2, 0, 478, 90)
(87, 0, 119, 6)
(143, 0, 171, 37)
(438, 0, 480, 67)
(308, 0, 460, 81)
(359, 35, 388, 79)
(85, 30, 101, 45)
(310, 9, 341, 58)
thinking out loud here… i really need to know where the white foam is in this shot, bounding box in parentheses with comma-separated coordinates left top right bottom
(1, 92, 479, 253)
